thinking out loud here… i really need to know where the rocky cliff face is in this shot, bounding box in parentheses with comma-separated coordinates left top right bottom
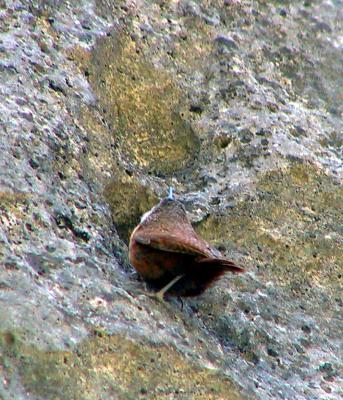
(0, 1, 342, 399)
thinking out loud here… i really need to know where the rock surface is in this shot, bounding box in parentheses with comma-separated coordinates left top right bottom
(0, 1, 342, 399)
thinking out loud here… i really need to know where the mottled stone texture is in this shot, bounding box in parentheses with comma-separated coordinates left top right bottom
(0, 1, 342, 399)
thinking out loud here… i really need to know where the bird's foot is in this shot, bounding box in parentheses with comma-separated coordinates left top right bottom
(145, 290, 166, 302)
(134, 288, 166, 302)
(137, 275, 185, 303)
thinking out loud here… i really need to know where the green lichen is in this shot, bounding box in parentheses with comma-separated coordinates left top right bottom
(104, 176, 158, 243)
(196, 163, 343, 295)
(0, 192, 30, 210)
(84, 30, 200, 176)
(0, 330, 245, 400)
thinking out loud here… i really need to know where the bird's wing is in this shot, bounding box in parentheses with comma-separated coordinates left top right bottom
(134, 231, 210, 257)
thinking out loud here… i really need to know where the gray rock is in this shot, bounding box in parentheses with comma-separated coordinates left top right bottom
(0, 1, 342, 400)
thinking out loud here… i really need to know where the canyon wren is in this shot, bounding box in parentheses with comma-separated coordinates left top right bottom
(129, 188, 244, 300)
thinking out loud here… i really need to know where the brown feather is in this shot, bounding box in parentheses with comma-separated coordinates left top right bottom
(129, 196, 245, 297)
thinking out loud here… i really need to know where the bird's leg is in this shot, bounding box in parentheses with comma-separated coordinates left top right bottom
(148, 274, 185, 302)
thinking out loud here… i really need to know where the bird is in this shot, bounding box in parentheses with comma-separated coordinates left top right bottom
(129, 188, 244, 300)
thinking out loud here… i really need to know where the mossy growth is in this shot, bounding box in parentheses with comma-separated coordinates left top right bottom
(104, 176, 158, 244)
(0, 192, 30, 211)
(196, 163, 343, 295)
(0, 330, 245, 400)
(0, 331, 19, 357)
(78, 29, 200, 176)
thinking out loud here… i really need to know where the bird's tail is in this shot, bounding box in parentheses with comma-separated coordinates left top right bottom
(198, 257, 245, 273)
(177, 257, 245, 296)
